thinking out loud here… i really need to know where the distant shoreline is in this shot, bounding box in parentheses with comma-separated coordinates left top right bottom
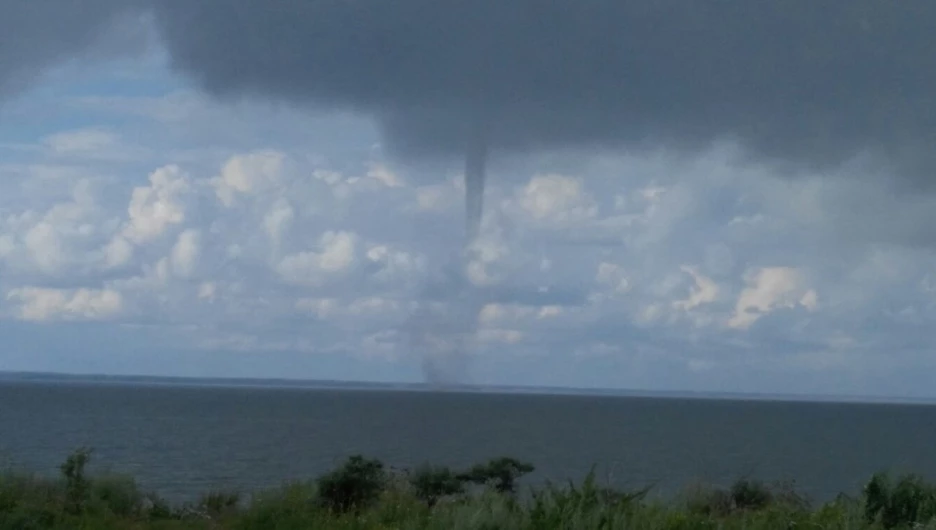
(2, 370, 933, 407)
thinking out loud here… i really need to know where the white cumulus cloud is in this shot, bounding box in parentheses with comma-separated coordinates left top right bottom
(674, 266, 719, 311)
(277, 231, 359, 286)
(7, 287, 123, 322)
(170, 229, 201, 278)
(122, 165, 190, 244)
(729, 267, 819, 330)
(212, 150, 286, 207)
(515, 174, 598, 226)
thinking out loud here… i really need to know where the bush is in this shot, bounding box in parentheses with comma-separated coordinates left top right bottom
(59, 447, 92, 514)
(235, 482, 319, 529)
(409, 465, 464, 507)
(770, 479, 811, 512)
(458, 457, 535, 495)
(90, 474, 144, 517)
(864, 472, 936, 528)
(316, 455, 386, 513)
(0, 505, 60, 530)
(143, 492, 175, 521)
(685, 485, 733, 517)
(0, 473, 60, 513)
(528, 470, 650, 528)
(684, 478, 783, 517)
(198, 490, 241, 518)
(864, 472, 890, 524)
(730, 478, 773, 511)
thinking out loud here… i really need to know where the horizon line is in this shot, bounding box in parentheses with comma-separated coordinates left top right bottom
(1, 369, 934, 407)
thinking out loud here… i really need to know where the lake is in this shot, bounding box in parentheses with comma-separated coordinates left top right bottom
(2, 379, 935, 503)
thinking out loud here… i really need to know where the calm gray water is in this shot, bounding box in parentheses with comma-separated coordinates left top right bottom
(2, 380, 936, 503)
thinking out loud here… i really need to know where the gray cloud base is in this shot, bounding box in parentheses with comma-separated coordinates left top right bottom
(148, 0, 936, 181)
(4, 1, 936, 182)
(0, 0, 149, 97)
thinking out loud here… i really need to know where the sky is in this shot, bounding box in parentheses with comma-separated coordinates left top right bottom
(2, 1, 936, 398)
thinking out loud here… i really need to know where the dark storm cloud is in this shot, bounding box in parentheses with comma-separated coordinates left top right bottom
(0, 1, 149, 97)
(6, 1, 935, 179)
(149, 0, 936, 179)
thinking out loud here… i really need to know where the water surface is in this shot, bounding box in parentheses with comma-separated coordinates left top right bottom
(2, 380, 935, 502)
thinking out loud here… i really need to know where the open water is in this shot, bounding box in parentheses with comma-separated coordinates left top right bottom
(2, 380, 935, 503)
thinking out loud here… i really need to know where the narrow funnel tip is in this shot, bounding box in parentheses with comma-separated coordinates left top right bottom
(464, 129, 488, 245)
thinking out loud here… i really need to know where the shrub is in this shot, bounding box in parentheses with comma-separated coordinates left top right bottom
(730, 478, 773, 511)
(458, 457, 535, 495)
(865, 472, 936, 528)
(143, 492, 175, 520)
(0, 473, 61, 514)
(770, 479, 811, 512)
(409, 465, 464, 507)
(0, 505, 60, 530)
(235, 482, 319, 529)
(198, 490, 241, 518)
(90, 474, 144, 517)
(685, 485, 733, 517)
(528, 469, 650, 528)
(59, 447, 92, 514)
(684, 478, 780, 517)
(864, 472, 890, 524)
(316, 455, 386, 513)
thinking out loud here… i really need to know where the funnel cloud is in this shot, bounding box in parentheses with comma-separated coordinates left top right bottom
(464, 125, 489, 244)
(404, 256, 484, 385)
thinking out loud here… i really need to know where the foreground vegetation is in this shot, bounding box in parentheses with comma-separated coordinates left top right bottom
(3, 449, 936, 529)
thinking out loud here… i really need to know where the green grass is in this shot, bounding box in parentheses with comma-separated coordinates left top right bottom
(2, 449, 935, 529)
